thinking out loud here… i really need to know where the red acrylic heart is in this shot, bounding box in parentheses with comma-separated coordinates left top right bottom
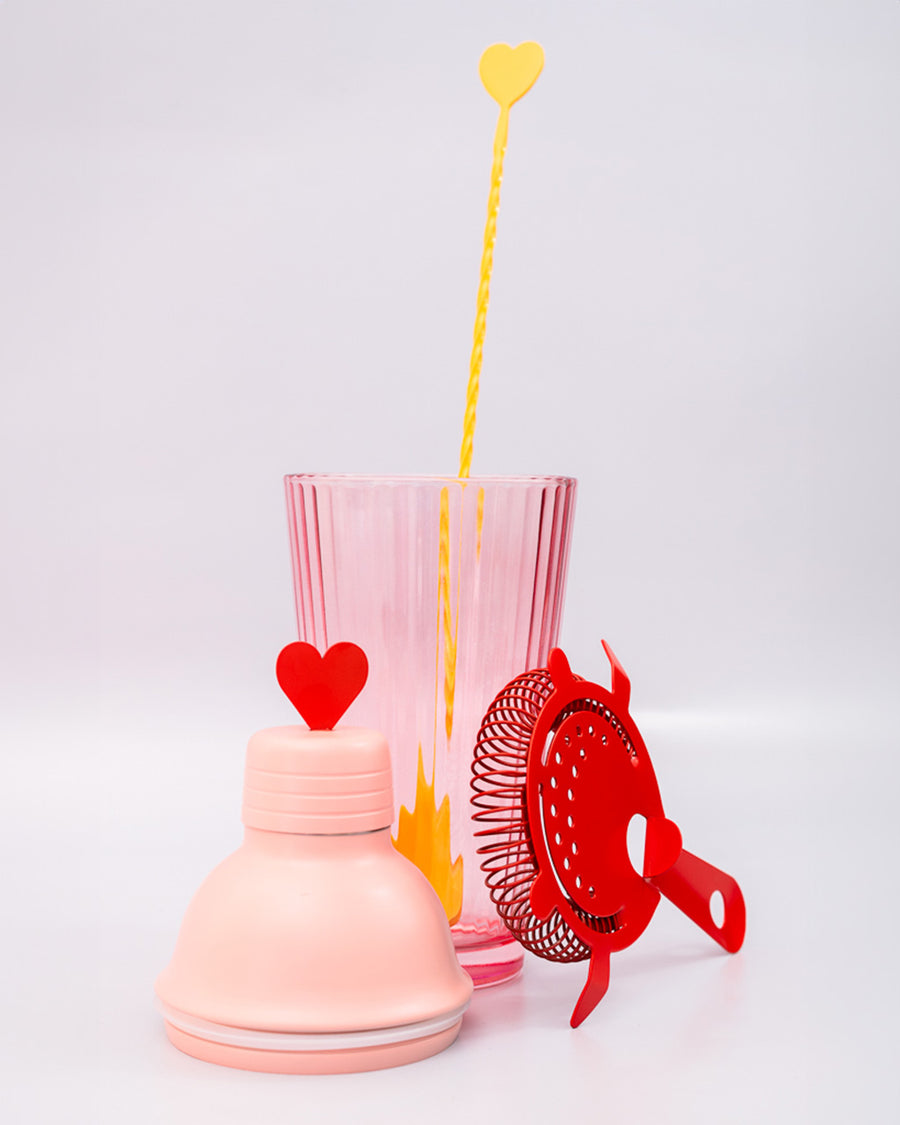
(276, 641, 369, 730)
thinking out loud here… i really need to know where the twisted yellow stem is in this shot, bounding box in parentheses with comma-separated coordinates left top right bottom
(459, 105, 509, 479)
(438, 487, 458, 742)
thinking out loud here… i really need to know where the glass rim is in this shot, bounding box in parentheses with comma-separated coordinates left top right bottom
(284, 473, 577, 486)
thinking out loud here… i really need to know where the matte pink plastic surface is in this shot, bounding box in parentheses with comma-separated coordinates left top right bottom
(157, 714, 472, 1073)
(156, 827, 470, 1034)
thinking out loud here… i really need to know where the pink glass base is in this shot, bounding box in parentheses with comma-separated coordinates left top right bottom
(454, 934, 524, 988)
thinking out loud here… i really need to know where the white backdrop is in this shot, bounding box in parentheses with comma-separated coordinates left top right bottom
(1, 2, 898, 1122)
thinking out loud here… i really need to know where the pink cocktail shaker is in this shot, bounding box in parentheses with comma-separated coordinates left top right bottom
(156, 644, 472, 1074)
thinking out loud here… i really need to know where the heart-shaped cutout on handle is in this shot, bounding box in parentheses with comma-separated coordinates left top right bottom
(479, 41, 545, 108)
(276, 642, 369, 730)
(643, 816, 683, 878)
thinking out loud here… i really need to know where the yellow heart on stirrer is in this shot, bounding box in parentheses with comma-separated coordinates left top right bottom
(478, 41, 545, 109)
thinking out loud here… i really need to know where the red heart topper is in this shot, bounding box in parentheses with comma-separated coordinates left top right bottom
(276, 642, 369, 730)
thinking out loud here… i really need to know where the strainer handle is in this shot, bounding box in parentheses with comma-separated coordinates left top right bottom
(648, 849, 746, 953)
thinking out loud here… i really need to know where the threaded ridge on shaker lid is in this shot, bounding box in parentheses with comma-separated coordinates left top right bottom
(241, 726, 394, 835)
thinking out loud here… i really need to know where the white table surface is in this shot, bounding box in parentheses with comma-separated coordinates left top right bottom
(4, 701, 896, 1125)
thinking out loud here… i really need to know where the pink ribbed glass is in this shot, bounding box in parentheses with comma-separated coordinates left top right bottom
(284, 474, 576, 986)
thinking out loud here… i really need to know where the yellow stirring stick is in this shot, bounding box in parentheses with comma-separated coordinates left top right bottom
(394, 45, 545, 924)
(458, 41, 545, 478)
(443, 41, 545, 742)
(444, 40, 545, 735)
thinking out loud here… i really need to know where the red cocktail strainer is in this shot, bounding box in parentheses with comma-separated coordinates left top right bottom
(471, 642, 746, 1027)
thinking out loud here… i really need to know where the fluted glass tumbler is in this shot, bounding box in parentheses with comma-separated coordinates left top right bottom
(284, 474, 576, 986)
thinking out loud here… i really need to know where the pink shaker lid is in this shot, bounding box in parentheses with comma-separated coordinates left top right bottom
(242, 725, 393, 834)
